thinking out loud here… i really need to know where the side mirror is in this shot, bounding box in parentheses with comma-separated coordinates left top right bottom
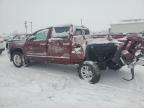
(27, 36, 35, 41)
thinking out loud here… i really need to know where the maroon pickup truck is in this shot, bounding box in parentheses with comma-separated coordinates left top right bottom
(9, 24, 143, 84)
(9, 24, 91, 65)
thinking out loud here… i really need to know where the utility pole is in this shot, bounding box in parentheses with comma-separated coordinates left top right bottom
(24, 21, 33, 34)
(81, 18, 83, 26)
(24, 21, 28, 34)
(30, 21, 32, 33)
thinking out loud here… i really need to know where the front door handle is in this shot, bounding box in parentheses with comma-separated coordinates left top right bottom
(40, 43, 46, 46)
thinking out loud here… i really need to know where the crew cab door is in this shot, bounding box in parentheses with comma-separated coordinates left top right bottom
(70, 28, 87, 62)
(72, 28, 89, 53)
(47, 26, 71, 63)
(25, 29, 49, 61)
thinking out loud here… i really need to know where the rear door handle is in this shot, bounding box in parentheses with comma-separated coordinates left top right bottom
(63, 43, 70, 46)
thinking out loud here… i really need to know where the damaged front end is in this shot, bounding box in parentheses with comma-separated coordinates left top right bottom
(85, 42, 122, 70)
(85, 37, 144, 81)
(112, 36, 144, 81)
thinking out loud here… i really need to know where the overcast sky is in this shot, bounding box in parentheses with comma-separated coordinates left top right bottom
(0, 0, 144, 34)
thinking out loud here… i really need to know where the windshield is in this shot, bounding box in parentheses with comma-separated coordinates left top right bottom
(52, 26, 70, 38)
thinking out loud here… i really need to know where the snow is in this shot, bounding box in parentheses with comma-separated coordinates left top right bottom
(87, 38, 121, 45)
(0, 50, 144, 108)
(0, 39, 5, 49)
(0, 42, 5, 49)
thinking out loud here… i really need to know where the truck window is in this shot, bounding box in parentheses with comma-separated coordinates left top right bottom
(33, 29, 48, 41)
(84, 29, 90, 35)
(52, 26, 70, 38)
(55, 27, 69, 33)
(75, 29, 83, 35)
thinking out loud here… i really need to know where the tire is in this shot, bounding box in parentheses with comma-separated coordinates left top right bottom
(12, 52, 23, 67)
(78, 61, 101, 84)
(0, 51, 2, 55)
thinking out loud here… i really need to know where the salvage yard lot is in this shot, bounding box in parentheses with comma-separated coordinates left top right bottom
(0, 51, 144, 108)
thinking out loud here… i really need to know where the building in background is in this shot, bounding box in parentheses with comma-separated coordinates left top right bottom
(110, 19, 144, 34)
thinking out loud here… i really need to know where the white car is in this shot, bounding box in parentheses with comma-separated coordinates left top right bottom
(0, 38, 5, 54)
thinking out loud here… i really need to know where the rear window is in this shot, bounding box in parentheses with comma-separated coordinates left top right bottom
(75, 29, 90, 35)
(54, 27, 70, 33)
(75, 29, 83, 35)
(52, 26, 70, 38)
(84, 29, 90, 35)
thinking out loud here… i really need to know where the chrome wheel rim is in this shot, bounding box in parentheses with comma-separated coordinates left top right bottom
(14, 54, 22, 66)
(81, 65, 93, 81)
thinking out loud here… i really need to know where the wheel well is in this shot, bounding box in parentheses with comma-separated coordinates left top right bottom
(10, 48, 23, 61)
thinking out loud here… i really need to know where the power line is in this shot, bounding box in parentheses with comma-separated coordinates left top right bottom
(81, 18, 83, 26)
(30, 22, 32, 33)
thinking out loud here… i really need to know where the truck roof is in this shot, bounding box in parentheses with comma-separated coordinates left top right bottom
(32, 24, 89, 34)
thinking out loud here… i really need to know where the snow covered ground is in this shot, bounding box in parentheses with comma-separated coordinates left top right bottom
(0, 50, 144, 108)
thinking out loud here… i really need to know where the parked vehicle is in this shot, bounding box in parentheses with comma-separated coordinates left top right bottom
(9, 24, 144, 84)
(93, 33, 126, 39)
(0, 37, 5, 55)
(6, 34, 29, 49)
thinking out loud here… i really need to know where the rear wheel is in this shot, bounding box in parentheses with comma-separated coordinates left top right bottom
(78, 61, 101, 84)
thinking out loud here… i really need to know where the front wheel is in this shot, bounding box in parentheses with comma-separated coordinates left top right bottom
(12, 52, 23, 67)
(78, 61, 101, 84)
